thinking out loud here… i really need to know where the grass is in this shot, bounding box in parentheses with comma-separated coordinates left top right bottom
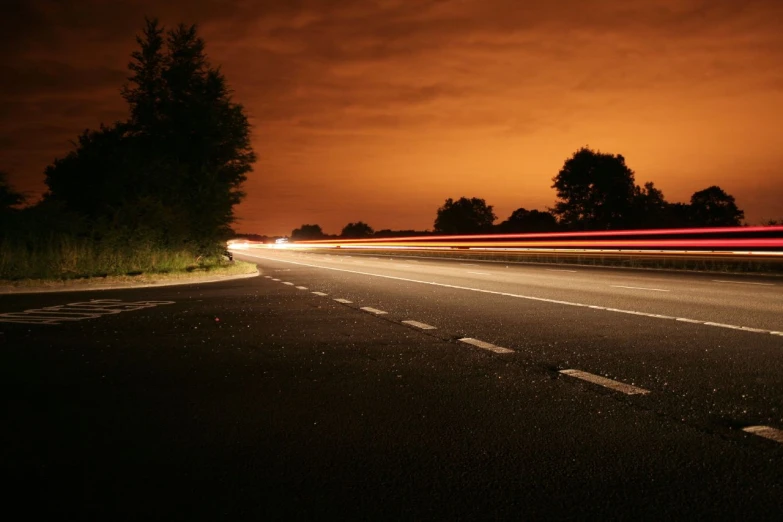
(0, 235, 257, 289)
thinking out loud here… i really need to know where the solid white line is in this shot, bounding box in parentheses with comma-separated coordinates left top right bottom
(295, 286, 308, 290)
(466, 271, 490, 275)
(360, 307, 388, 315)
(560, 369, 650, 395)
(713, 280, 775, 286)
(458, 337, 514, 354)
(546, 269, 577, 273)
(402, 320, 437, 330)
(241, 253, 780, 336)
(611, 285, 670, 292)
(333, 298, 353, 304)
(460, 263, 479, 266)
(743, 425, 783, 444)
(282, 282, 294, 286)
(312, 291, 328, 296)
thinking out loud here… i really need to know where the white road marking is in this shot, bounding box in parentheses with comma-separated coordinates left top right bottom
(466, 271, 491, 275)
(0, 299, 175, 325)
(611, 285, 670, 292)
(559, 369, 650, 395)
(458, 337, 514, 354)
(282, 282, 294, 286)
(271, 278, 281, 281)
(241, 254, 781, 336)
(546, 269, 578, 273)
(360, 307, 388, 315)
(712, 280, 775, 286)
(295, 286, 308, 290)
(264, 275, 272, 278)
(312, 291, 328, 296)
(460, 263, 479, 266)
(743, 425, 783, 444)
(333, 298, 353, 304)
(402, 320, 437, 330)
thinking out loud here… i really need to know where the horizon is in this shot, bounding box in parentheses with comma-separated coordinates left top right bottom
(3, 0, 782, 236)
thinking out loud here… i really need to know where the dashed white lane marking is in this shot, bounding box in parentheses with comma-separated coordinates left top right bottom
(458, 337, 514, 354)
(264, 275, 272, 278)
(546, 269, 578, 273)
(559, 369, 651, 395)
(402, 320, 437, 330)
(282, 282, 294, 286)
(743, 425, 783, 444)
(713, 280, 775, 286)
(312, 291, 328, 296)
(242, 254, 781, 336)
(611, 285, 670, 292)
(333, 298, 353, 304)
(360, 307, 388, 315)
(271, 278, 281, 281)
(295, 286, 308, 290)
(466, 271, 491, 275)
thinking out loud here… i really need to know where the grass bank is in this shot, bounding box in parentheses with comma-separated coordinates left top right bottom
(0, 235, 258, 289)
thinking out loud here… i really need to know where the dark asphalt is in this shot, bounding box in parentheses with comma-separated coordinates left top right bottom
(2, 253, 782, 520)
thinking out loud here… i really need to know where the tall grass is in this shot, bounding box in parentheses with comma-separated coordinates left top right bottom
(0, 235, 221, 281)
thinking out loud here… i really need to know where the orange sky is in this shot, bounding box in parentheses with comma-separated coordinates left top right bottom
(2, 0, 782, 235)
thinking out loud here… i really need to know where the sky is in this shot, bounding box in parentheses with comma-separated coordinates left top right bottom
(2, 0, 782, 236)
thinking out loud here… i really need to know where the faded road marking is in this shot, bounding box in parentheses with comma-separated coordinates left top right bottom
(713, 280, 774, 286)
(743, 425, 783, 444)
(546, 268, 578, 273)
(466, 271, 491, 275)
(333, 298, 353, 304)
(360, 307, 388, 315)
(282, 282, 294, 286)
(295, 286, 308, 290)
(560, 369, 650, 395)
(458, 337, 513, 354)
(402, 320, 436, 330)
(0, 299, 175, 325)
(611, 285, 670, 292)
(312, 291, 328, 296)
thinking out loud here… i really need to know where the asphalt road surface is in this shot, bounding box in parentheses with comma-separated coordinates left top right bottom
(2, 249, 782, 520)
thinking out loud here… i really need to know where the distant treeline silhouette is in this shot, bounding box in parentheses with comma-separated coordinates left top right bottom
(1, 18, 255, 280)
(289, 147, 753, 239)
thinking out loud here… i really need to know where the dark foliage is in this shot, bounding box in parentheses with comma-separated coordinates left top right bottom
(434, 197, 496, 234)
(43, 18, 255, 254)
(689, 186, 744, 227)
(291, 224, 325, 241)
(551, 147, 636, 230)
(341, 221, 374, 239)
(498, 208, 558, 233)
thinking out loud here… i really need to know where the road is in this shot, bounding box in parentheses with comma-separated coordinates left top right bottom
(2, 250, 782, 519)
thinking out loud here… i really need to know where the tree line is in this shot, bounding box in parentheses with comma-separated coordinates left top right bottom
(1, 18, 254, 271)
(291, 147, 754, 240)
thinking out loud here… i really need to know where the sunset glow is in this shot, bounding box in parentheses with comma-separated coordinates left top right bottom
(3, 1, 782, 234)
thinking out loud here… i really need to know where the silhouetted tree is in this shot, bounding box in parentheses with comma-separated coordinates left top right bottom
(629, 181, 669, 228)
(341, 221, 374, 238)
(0, 171, 25, 213)
(551, 147, 636, 230)
(434, 197, 496, 234)
(689, 186, 744, 227)
(44, 18, 255, 253)
(291, 224, 325, 240)
(498, 208, 558, 233)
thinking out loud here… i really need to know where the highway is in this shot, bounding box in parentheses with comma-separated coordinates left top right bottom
(2, 250, 782, 519)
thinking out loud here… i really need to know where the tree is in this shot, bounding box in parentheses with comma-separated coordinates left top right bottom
(291, 224, 325, 241)
(551, 147, 637, 230)
(44, 18, 255, 252)
(630, 181, 669, 229)
(498, 208, 558, 233)
(689, 186, 744, 227)
(434, 197, 496, 234)
(341, 221, 374, 238)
